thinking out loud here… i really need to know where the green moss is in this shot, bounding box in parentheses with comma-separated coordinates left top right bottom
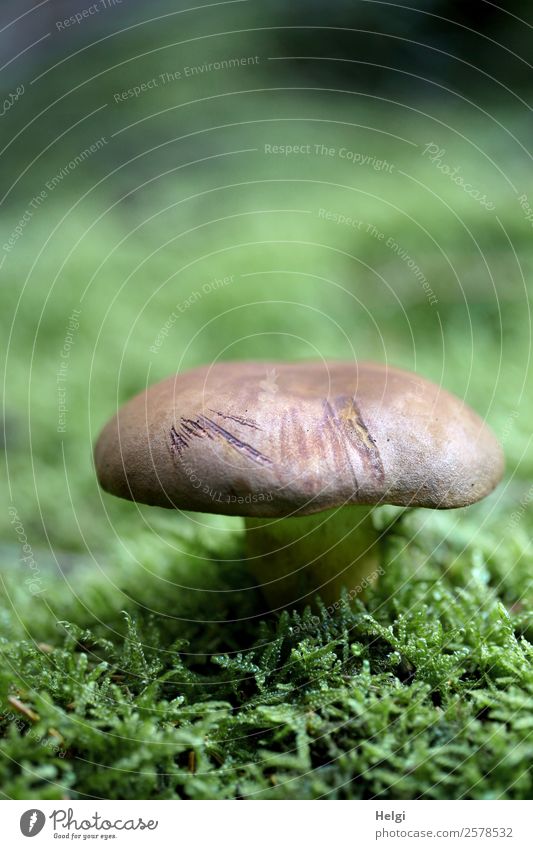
(1, 498, 532, 800)
(1, 90, 531, 799)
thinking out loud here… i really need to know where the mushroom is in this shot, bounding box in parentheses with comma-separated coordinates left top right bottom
(94, 361, 504, 610)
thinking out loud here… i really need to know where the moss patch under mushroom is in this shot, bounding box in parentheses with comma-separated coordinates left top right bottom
(1, 500, 533, 800)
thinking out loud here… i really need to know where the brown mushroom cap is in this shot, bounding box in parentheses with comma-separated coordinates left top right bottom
(94, 360, 504, 518)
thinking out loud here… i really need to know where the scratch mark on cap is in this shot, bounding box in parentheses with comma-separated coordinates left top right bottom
(210, 410, 261, 430)
(330, 395, 385, 483)
(169, 414, 271, 467)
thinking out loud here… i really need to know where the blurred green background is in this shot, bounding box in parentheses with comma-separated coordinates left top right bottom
(1, 0, 531, 560)
(1, 0, 533, 802)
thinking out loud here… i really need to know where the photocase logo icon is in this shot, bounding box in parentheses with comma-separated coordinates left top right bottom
(20, 810, 46, 837)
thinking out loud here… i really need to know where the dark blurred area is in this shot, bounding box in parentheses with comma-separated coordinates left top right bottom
(1, 0, 531, 198)
(3, 0, 531, 95)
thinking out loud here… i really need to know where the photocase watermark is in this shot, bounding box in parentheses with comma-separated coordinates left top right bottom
(180, 460, 274, 507)
(55, 0, 123, 31)
(318, 207, 364, 231)
(258, 368, 279, 404)
(318, 208, 438, 305)
(421, 143, 495, 211)
(517, 193, 533, 229)
(0, 83, 24, 118)
(45, 138, 108, 192)
(500, 409, 519, 445)
(3, 138, 108, 254)
(290, 565, 386, 637)
(3, 191, 47, 254)
(113, 56, 261, 102)
(507, 484, 533, 531)
(264, 142, 394, 172)
(8, 506, 44, 595)
(57, 308, 82, 433)
(2, 706, 66, 759)
(149, 274, 234, 354)
(367, 222, 438, 306)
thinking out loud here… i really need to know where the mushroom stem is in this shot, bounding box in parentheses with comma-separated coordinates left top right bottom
(244, 505, 381, 610)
